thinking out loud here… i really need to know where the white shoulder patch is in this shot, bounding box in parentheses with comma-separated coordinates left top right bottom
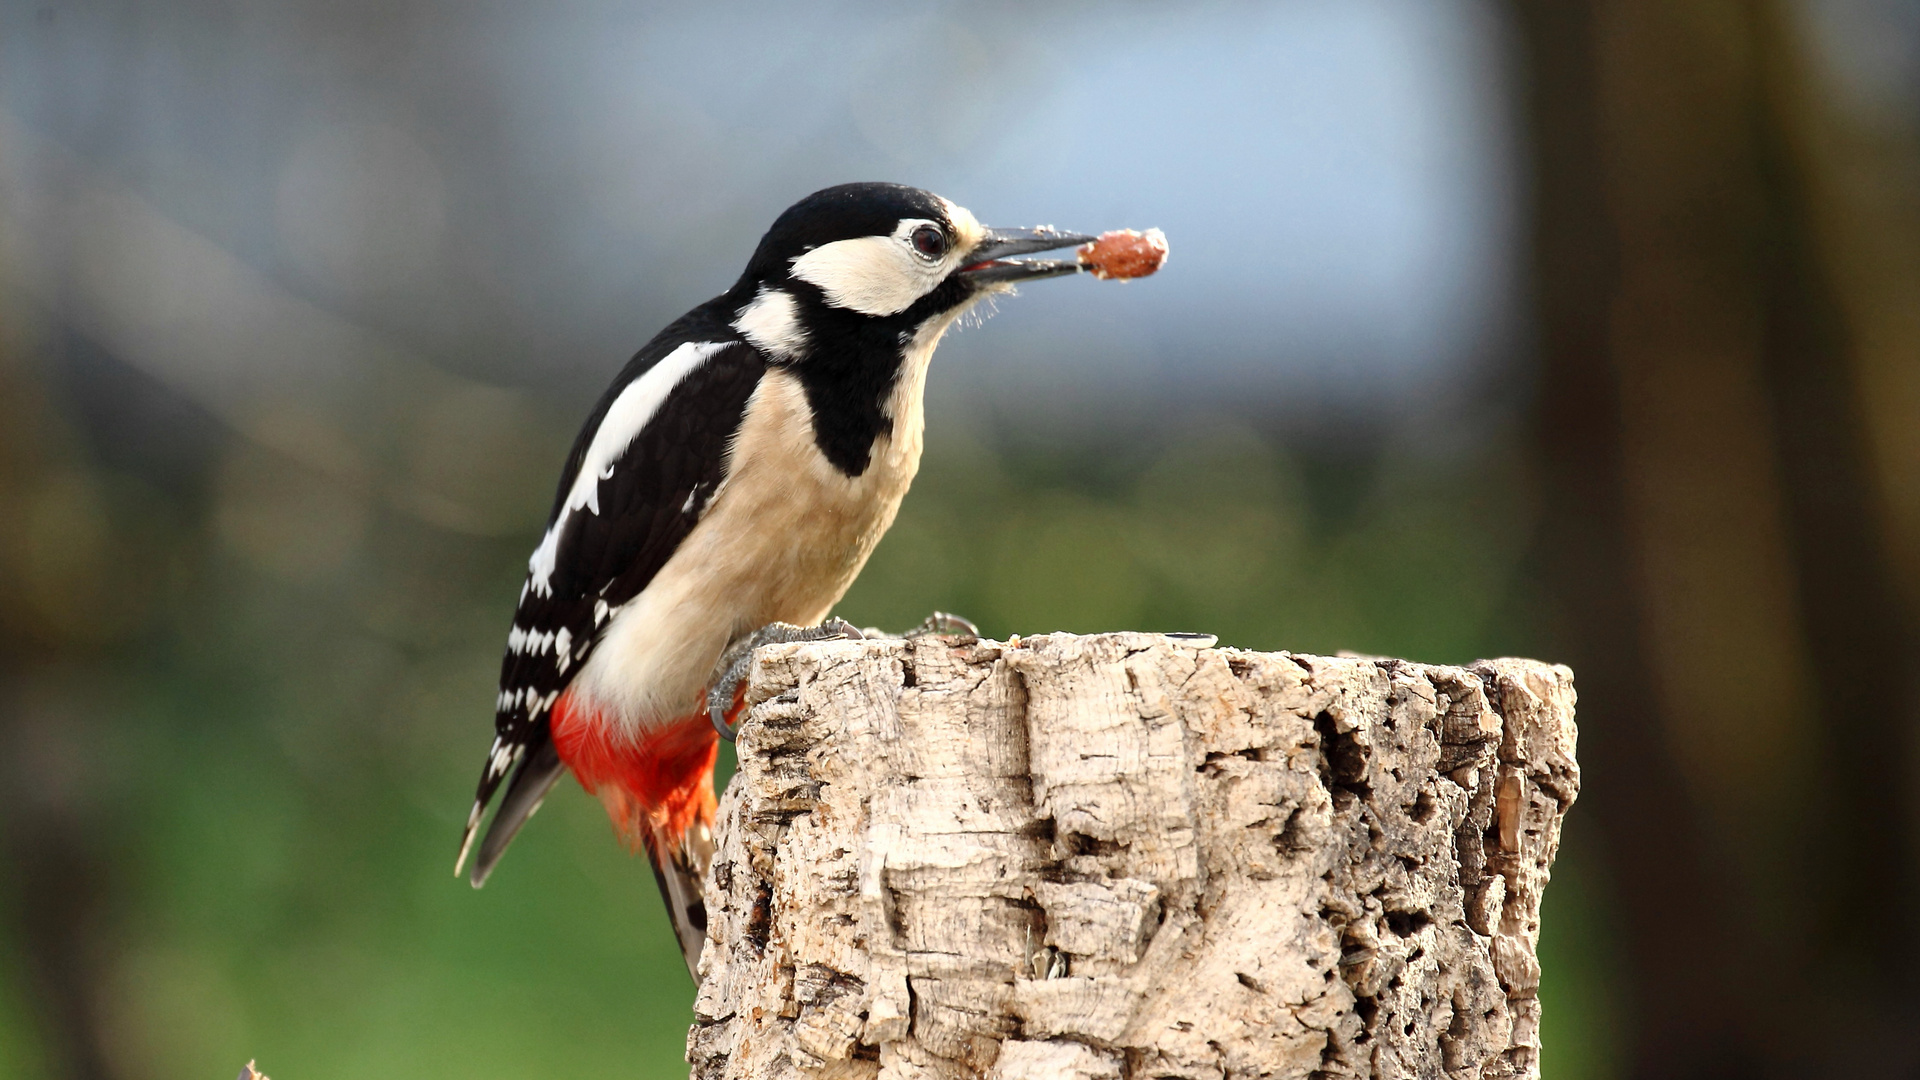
(525, 340, 728, 597)
(733, 287, 808, 359)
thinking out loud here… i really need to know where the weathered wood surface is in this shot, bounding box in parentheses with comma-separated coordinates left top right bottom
(689, 633, 1578, 1080)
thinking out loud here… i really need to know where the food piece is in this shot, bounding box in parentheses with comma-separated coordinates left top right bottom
(1078, 228, 1169, 280)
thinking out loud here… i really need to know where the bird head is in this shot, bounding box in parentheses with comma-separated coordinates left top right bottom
(728, 182, 1093, 360)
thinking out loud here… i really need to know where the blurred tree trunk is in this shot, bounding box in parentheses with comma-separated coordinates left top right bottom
(1510, 0, 1920, 1075)
(0, 288, 120, 1079)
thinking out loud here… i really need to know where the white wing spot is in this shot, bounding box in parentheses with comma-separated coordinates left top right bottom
(487, 737, 516, 778)
(680, 481, 717, 517)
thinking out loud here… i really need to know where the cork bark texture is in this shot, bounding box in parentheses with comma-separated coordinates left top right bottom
(688, 633, 1579, 1080)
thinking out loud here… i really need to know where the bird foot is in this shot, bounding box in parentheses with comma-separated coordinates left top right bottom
(707, 618, 864, 740)
(858, 611, 981, 643)
(907, 611, 979, 642)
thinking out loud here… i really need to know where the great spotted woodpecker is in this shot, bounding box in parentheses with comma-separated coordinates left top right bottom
(456, 182, 1133, 979)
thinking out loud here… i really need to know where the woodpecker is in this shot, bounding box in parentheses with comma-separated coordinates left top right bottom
(456, 182, 1137, 978)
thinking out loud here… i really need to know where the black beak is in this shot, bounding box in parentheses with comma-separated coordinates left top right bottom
(958, 225, 1098, 285)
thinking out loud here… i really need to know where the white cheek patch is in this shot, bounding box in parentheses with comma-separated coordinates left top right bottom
(789, 234, 936, 316)
(733, 287, 809, 358)
(525, 340, 727, 597)
(790, 213, 977, 317)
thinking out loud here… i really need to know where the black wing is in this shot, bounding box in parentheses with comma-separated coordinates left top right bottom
(458, 327, 766, 884)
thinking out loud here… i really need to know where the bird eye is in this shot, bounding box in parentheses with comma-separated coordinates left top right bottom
(910, 225, 947, 258)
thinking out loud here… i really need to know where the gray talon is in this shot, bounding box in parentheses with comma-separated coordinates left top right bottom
(707, 618, 864, 740)
(821, 616, 865, 641)
(907, 611, 979, 642)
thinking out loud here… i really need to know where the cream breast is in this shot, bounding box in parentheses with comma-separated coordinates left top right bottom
(570, 307, 965, 738)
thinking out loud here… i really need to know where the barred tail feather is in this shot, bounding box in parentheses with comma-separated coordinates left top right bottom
(468, 737, 567, 887)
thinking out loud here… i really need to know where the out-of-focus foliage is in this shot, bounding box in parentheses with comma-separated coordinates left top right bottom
(845, 421, 1536, 663)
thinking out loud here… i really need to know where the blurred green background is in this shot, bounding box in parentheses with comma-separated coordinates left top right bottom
(3, 1, 1918, 1078)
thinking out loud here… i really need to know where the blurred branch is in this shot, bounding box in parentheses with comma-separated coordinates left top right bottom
(0, 106, 563, 540)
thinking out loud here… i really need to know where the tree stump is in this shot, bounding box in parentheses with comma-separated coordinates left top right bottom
(688, 633, 1579, 1080)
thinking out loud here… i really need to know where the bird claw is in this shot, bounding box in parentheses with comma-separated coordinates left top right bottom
(858, 611, 981, 642)
(707, 618, 864, 741)
(906, 611, 979, 643)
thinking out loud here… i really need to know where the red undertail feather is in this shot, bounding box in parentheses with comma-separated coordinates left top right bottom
(551, 687, 728, 979)
(549, 688, 719, 853)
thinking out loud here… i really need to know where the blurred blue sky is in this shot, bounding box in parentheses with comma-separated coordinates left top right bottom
(2, 0, 1520, 441)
